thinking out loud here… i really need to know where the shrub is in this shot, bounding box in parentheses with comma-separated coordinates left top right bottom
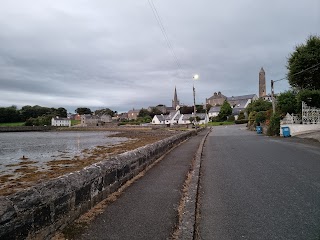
(238, 111, 245, 120)
(255, 111, 267, 125)
(267, 114, 280, 136)
(235, 119, 248, 124)
(248, 111, 257, 126)
(228, 115, 235, 121)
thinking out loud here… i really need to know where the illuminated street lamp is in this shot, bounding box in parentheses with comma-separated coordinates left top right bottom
(193, 74, 199, 127)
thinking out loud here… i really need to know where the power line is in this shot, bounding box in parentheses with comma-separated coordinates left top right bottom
(274, 62, 320, 82)
(147, 0, 182, 72)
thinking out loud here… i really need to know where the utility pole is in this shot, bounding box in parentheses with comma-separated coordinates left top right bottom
(193, 74, 199, 128)
(271, 80, 275, 114)
(193, 84, 197, 129)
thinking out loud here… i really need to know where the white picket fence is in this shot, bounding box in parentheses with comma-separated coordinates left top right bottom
(302, 101, 320, 124)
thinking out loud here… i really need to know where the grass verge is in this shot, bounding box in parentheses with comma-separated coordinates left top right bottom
(207, 121, 234, 126)
(0, 122, 25, 127)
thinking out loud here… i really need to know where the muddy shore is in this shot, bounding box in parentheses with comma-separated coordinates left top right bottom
(0, 127, 184, 196)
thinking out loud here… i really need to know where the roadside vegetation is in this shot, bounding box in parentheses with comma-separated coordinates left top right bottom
(246, 35, 320, 136)
(0, 122, 25, 127)
(207, 121, 234, 126)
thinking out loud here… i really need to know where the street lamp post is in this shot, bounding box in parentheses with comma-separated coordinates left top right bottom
(193, 74, 199, 127)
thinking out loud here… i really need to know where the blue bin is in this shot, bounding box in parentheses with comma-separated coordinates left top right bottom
(282, 127, 291, 137)
(256, 126, 263, 134)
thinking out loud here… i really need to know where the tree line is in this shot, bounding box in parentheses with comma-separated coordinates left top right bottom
(0, 105, 67, 125)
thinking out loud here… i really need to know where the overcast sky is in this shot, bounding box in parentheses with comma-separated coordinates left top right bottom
(0, 0, 319, 113)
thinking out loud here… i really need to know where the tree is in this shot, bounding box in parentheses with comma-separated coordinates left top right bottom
(296, 89, 320, 112)
(149, 107, 163, 118)
(246, 98, 272, 115)
(180, 106, 194, 114)
(206, 104, 212, 113)
(276, 91, 298, 116)
(75, 107, 92, 115)
(287, 35, 320, 90)
(94, 108, 116, 117)
(195, 105, 206, 113)
(218, 100, 232, 121)
(138, 108, 150, 118)
(55, 107, 67, 118)
(0, 106, 21, 123)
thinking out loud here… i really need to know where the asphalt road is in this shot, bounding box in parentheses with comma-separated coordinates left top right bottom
(197, 125, 320, 240)
(78, 130, 208, 240)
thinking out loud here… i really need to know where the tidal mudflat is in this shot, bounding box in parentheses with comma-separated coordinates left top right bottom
(0, 128, 180, 195)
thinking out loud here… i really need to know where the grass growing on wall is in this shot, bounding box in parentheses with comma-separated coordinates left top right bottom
(0, 122, 25, 127)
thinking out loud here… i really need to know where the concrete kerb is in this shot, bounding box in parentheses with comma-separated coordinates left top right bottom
(0, 129, 198, 239)
(174, 127, 212, 239)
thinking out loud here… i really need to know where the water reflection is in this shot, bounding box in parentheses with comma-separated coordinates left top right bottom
(0, 131, 128, 175)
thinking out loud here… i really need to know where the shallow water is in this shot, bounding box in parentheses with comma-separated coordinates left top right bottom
(0, 131, 128, 175)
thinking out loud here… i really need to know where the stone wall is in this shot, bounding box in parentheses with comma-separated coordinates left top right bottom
(0, 130, 197, 239)
(0, 126, 56, 132)
(280, 124, 320, 136)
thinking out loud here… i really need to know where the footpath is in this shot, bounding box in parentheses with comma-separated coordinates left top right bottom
(67, 129, 210, 240)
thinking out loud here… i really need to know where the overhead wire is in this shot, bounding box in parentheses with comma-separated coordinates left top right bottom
(274, 62, 320, 82)
(147, 0, 182, 73)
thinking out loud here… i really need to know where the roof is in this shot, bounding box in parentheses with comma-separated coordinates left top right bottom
(154, 115, 165, 121)
(128, 109, 140, 114)
(174, 114, 181, 120)
(52, 117, 70, 121)
(207, 92, 227, 100)
(232, 99, 249, 108)
(82, 115, 100, 120)
(227, 94, 257, 101)
(182, 113, 207, 120)
(165, 110, 178, 120)
(209, 106, 221, 113)
(232, 108, 245, 115)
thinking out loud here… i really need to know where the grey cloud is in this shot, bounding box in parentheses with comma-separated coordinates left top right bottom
(0, 0, 318, 112)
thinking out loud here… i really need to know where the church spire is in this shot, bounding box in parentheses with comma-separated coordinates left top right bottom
(172, 86, 180, 109)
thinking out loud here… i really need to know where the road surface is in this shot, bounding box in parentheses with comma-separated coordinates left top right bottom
(197, 125, 320, 240)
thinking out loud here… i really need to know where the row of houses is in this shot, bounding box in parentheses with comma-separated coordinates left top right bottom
(207, 93, 258, 119)
(152, 110, 209, 125)
(51, 114, 112, 127)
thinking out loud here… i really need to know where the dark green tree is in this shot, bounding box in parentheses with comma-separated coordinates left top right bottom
(138, 108, 150, 118)
(20, 105, 52, 121)
(149, 107, 163, 118)
(296, 89, 320, 112)
(55, 107, 67, 117)
(246, 98, 272, 115)
(0, 106, 21, 123)
(218, 100, 232, 121)
(287, 35, 320, 90)
(195, 105, 206, 113)
(75, 107, 92, 115)
(276, 91, 298, 116)
(180, 106, 193, 114)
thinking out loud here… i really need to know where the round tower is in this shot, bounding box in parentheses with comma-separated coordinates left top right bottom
(259, 67, 266, 98)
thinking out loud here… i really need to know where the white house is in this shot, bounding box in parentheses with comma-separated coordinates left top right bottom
(178, 113, 209, 125)
(51, 117, 71, 127)
(165, 110, 180, 125)
(208, 106, 221, 118)
(152, 114, 165, 124)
